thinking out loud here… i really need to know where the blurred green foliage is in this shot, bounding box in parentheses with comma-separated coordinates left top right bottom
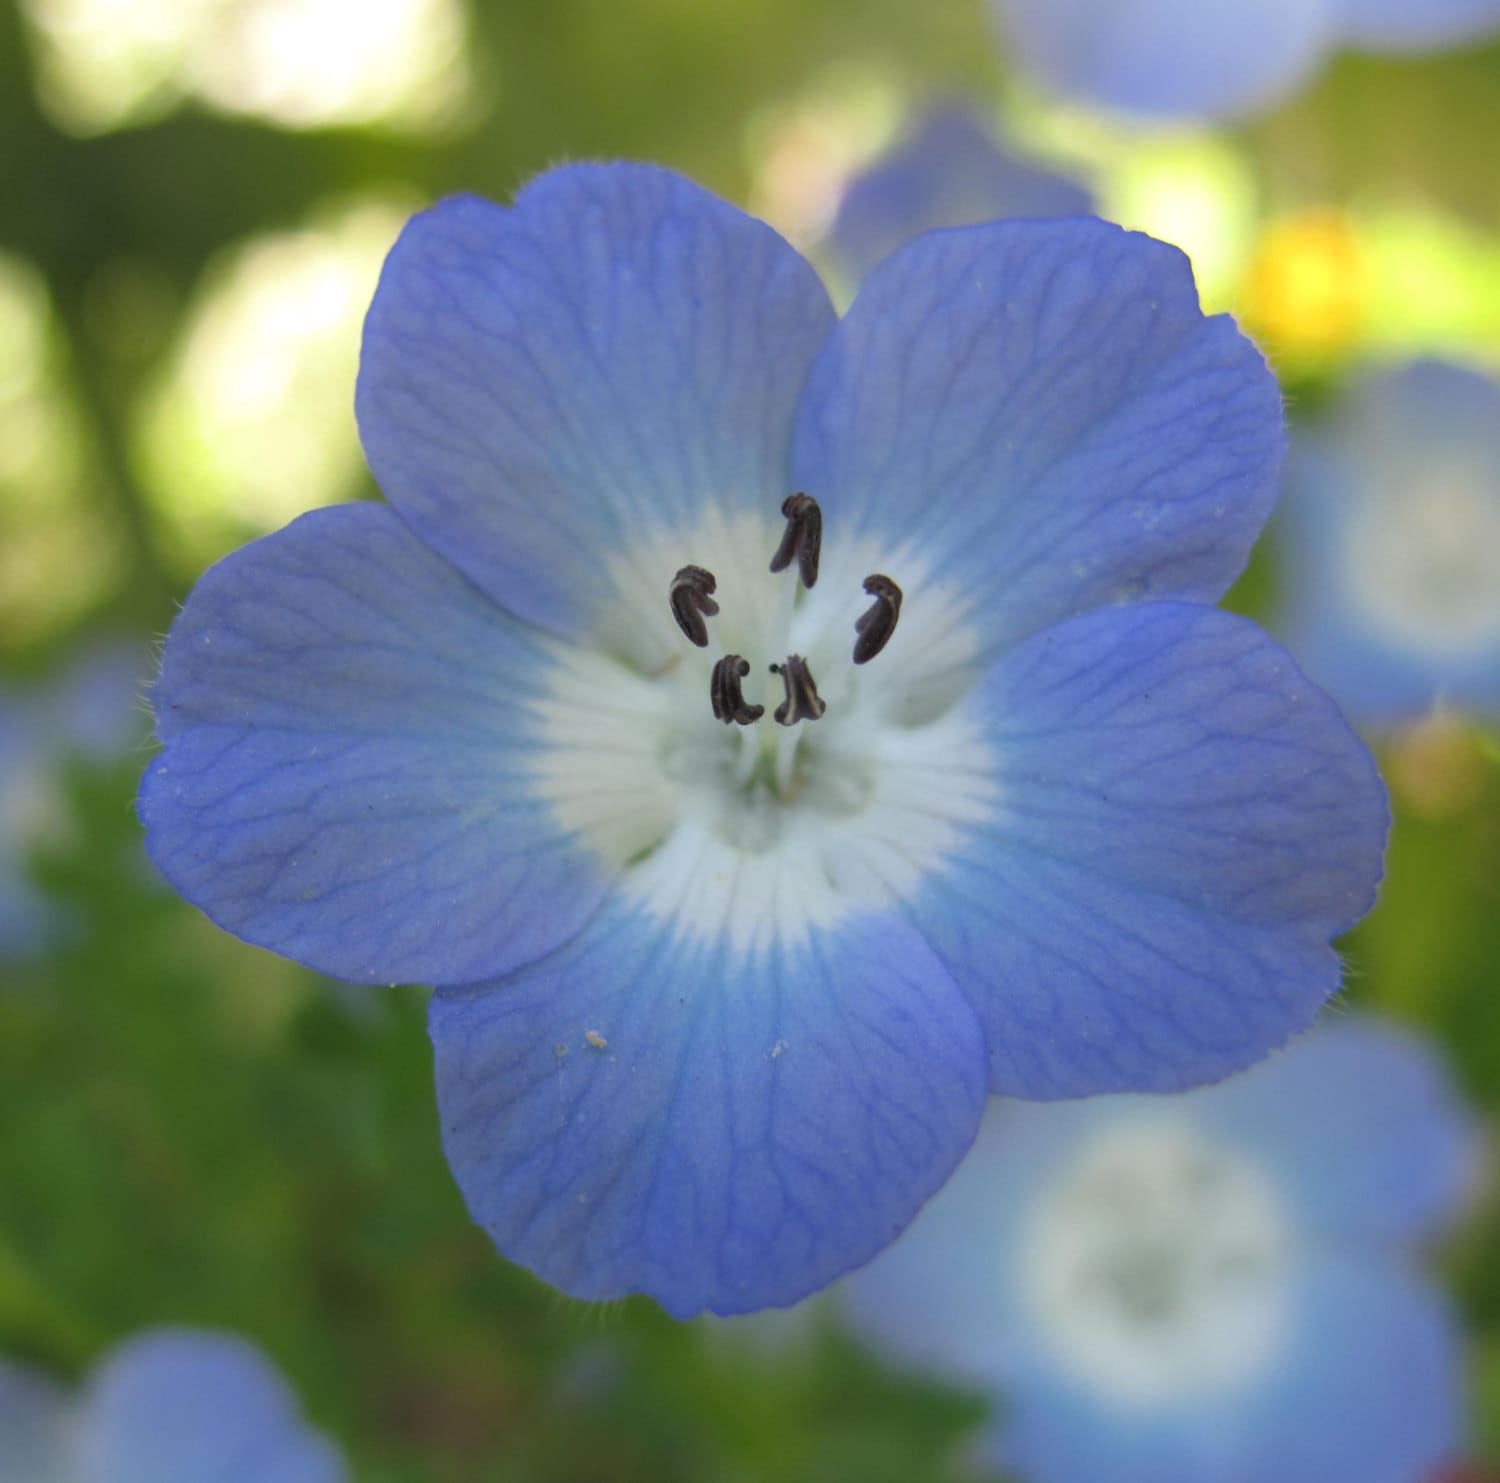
(2, 0, 1499, 1476)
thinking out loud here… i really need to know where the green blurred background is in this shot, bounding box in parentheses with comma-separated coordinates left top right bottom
(1, 0, 1498, 1477)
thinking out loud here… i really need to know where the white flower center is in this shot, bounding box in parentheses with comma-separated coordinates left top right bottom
(1342, 462, 1500, 660)
(1018, 1119, 1292, 1409)
(528, 502, 997, 953)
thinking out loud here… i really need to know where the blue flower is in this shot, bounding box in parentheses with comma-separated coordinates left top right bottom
(1279, 359, 1500, 724)
(139, 163, 1388, 1316)
(0, 703, 60, 957)
(0, 1328, 346, 1481)
(989, 0, 1500, 121)
(826, 103, 1093, 283)
(843, 1019, 1476, 1483)
(1, 639, 153, 960)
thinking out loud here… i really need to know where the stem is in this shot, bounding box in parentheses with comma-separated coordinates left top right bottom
(53, 288, 176, 623)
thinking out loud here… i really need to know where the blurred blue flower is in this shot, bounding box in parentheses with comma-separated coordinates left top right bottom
(0, 704, 60, 958)
(139, 163, 1387, 1316)
(1279, 359, 1500, 724)
(1, 638, 152, 960)
(844, 1019, 1477, 1483)
(825, 103, 1093, 283)
(0, 1328, 346, 1481)
(989, 0, 1500, 120)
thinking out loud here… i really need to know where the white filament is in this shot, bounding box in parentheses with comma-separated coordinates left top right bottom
(528, 504, 996, 954)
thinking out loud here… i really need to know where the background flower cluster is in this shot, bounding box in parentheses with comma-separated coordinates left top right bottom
(1, 0, 1499, 1479)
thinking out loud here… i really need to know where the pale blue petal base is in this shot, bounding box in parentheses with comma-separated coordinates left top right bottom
(357, 165, 836, 635)
(431, 902, 987, 1317)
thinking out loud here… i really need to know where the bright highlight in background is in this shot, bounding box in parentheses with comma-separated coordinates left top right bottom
(136, 199, 410, 569)
(0, 255, 119, 646)
(20, 0, 472, 135)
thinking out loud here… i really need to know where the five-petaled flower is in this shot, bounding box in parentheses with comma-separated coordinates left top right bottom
(843, 1019, 1476, 1483)
(988, 0, 1500, 121)
(139, 163, 1388, 1317)
(1279, 358, 1500, 724)
(0, 1328, 346, 1481)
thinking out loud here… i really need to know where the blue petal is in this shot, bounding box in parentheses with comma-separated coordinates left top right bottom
(1202, 1017, 1479, 1247)
(827, 104, 1093, 283)
(429, 900, 987, 1317)
(911, 602, 1387, 1097)
(0, 1359, 71, 1482)
(357, 164, 837, 636)
(791, 216, 1284, 661)
(988, 0, 1335, 120)
(79, 1329, 347, 1483)
(999, 1257, 1461, 1483)
(1340, 0, 1500, 51)
(139, 503, 608, 986)
(839, 1098, 1053, 1382)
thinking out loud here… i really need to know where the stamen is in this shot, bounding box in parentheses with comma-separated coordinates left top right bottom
(768, 493, 822, 589)
(669, 565, 719, 648)
(853, 574, 902, 664)
(710, 655, 765, 726)
(769, 656, 826, 726)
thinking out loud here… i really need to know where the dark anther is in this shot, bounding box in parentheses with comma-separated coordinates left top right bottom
(853, 574, 902, 665)
(768, 493, 822, 589)
(669, 565, 720, 648)
(711, 655, 765, 726)
(769, 655, 827, 726)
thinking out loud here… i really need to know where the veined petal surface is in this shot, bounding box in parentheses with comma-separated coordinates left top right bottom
(78, 1330, 346, 1483)
(140, 503, 607, 986)
(989, 0, 1337, 120)
(912, 603, 1387, 1097)
(430, 902, 987, 1317)
(791, 217, 1284, 661)
(357, 164, 837, 636)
